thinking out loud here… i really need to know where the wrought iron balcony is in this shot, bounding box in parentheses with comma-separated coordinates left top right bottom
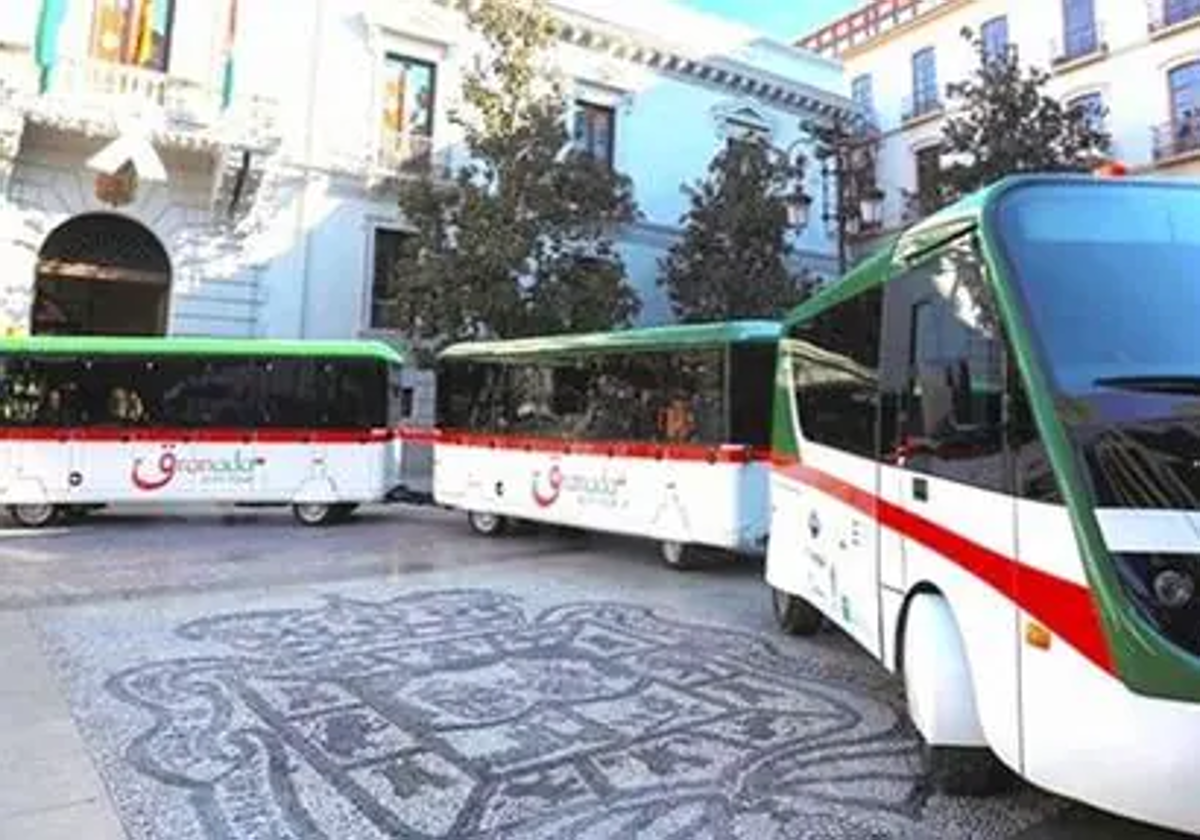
(1148, 0, 1200, 33)
(1051, 20, 1107, 66)
(901, 93, 942, 125)
(1152, 114, 1200, 161)
(377, 130, 438, 177)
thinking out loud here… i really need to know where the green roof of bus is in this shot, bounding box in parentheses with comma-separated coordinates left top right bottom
(781, 173, 1169, 328)
(0, 335, 407, 364)
(781, 176, 1021, 328)
(439, 320, 781, 360)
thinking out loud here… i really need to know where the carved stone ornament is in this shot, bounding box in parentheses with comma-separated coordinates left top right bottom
(94, 161, 139, 207)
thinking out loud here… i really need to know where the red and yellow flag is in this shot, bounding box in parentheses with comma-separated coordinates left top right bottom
(132, 0, 155, 66)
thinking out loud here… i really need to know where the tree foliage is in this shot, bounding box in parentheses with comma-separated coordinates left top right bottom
(658, 138, 812, 323)
(386, 0, 639, 354)
(936, 28, 1112, 202)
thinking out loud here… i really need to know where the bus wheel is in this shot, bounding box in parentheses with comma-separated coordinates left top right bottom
(8, 504, 59, 529)
(467, 511, 507, 537)
(659, 541, 698, 570)
(902, 593, 1011, 796)
(292, 503, 337, 527)
(772, 587, 824, 636)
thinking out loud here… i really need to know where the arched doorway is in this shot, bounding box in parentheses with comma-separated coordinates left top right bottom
(33, 213, 171, 336)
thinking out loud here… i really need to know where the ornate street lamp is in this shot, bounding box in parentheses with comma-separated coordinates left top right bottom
(859, 187, 886, 229)
(786, 191, 813, 230)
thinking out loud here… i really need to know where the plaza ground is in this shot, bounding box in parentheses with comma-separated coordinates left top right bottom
(0, 505, 1189, 839)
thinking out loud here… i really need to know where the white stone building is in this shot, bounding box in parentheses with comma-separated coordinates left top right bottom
(0, 0, 849, 341)
(799, 0, 1200, 235)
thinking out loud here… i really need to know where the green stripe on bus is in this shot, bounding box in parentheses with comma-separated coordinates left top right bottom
(438, 320, 781, 361)
(0, 336, 407, 365)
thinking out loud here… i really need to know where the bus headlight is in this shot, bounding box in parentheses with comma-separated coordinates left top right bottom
(1114, 553, 1200, 657)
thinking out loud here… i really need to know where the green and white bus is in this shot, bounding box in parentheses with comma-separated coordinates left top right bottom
(433, 321, 779, 567)
(767, 174, 1200, 833)
(0, 336, 410, 527)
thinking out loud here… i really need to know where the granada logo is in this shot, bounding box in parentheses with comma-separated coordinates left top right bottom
(532, 464, 564, 508)
(132, 446, 266, 492)
(531, 462, 628, 510)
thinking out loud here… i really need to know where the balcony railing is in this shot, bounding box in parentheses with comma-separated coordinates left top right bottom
(1051, 20, 1107, 66)
(30, 58, 225, 131)
(1149, 0, 1200, 33)
(1152, 113, 1200, 161)
(377, 131, 436, 176)
(901, 93, 943, 125)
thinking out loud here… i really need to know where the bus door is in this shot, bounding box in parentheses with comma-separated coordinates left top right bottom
(881, 241, 1022, 767)
(788, 290, 884, 657)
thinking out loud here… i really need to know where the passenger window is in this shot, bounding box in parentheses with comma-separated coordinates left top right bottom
(882, 236, 1008, 493)
(729, 344, 776, 447)
(0, 356, 84, 426)
(788, 287, 883, 458)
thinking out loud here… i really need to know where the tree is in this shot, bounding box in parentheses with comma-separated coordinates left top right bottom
(658, 138, 811, 323)
(385, 0, 639, 355)
(936, 29, 1112, 203)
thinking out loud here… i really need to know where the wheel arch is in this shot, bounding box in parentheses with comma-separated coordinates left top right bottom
(895, 583, 989, 749)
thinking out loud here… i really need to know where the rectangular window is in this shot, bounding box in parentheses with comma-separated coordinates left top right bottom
(878, 237, 1008, 493)
(0, 356, 86, 427)
(1170, 62, 1200, 125)
(788, 288, 883, 458)
(851, 74, 873, 115)
(381, 54, 437, 172)
(911, 47, 938, 114)
(574, 102, 616, 168)
(981, 16, 1008, 63)
(159, 357, 259, 428)
(370, 228, 417, 330)
(1068, 92, 1104, 133)
(1166, 0, 1200, 27)
(90, 0, 176, 72)
(260, 358, 318, 428)
(1061, 0, 1098, 60)
(728, 344, 777, 448)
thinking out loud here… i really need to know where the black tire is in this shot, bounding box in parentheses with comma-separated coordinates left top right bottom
(467, 511, 507, 537)
(331, 503, 359, 523)
(292, 503, 337, 527)
(660, 540, 699, 570)
(772, 587, 825, 636)
(924, 744, 1013, 797)
(8, 503, 59, 529)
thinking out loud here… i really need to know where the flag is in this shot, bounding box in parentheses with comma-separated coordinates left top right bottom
(222, 0, 238, 107)
(35, 0, 69, 91)
(132, 0, 155, 66)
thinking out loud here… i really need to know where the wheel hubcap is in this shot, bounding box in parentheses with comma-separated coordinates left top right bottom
(472, 513, 498, 532)
(298, 504, 327, 522)
(15, 504, 53, 525)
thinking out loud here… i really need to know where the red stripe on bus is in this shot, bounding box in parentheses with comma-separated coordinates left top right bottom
(0, 427, 397, 444)
(426, 430, 772, 464)
(776, 462, 1114, 675)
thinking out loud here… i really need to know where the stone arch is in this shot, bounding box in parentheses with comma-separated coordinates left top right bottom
(32, 212, 172, 336)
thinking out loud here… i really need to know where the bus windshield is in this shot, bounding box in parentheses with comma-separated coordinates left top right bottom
(997, 182, 1200, 509)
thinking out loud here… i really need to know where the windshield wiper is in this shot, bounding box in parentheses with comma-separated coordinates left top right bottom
(1094, 375, 1200, 395)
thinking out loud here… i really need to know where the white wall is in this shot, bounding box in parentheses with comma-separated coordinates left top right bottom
(0, 0, 847, 339)
(837, 0, 1200, 230)
(285, 0, 846, 336)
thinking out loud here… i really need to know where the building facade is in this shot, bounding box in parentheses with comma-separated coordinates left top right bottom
(0, 0, 849, 342)
(800, 0, 1200, 235)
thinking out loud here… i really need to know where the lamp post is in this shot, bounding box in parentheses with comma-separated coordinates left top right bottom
(787, 112, 886, 277)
